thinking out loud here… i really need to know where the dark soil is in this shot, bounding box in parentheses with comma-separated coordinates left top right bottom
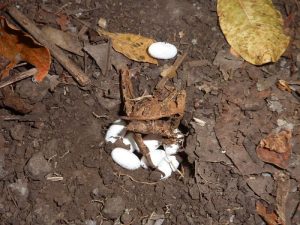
(0, 0, 300, 225)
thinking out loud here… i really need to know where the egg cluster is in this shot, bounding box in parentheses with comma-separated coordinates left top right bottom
(105, 119, 183, 179)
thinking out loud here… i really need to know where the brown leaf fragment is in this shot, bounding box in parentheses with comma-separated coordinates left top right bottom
(274, 172, 290, 225)
(0, 16, 51, 82)
(126, 120, 178, 138)
(256, 130, 292, 169)
(97, 28, 158, 64)
(41, 26, 84, 56)
(256, 201, 284, 225)
(121, 68, 186, 121)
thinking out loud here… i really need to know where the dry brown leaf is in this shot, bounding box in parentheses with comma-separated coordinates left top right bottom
(97, 28, 158, 64)
(256, 201, 283, 225)
(256, 129, 292, 169)
(217, 0, 290, 65)
(0, 16, 51, 82)
(274, 171, 290, 225)
(42, 26, 84, 56)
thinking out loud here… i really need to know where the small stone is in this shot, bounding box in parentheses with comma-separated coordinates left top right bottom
(189, 184, 200, 200)
(84, 98, 95, 107)
(102, 196, 125, 219)
(25, 152, 52, 180)
(16, 78, 50, 103)
(8, 179, 29, 209)
(102, 222, 113, 225)
(8, 179, 29, 198)
(85, 219, 96, 225)
(121, 211, 132, 224)
(10, 124, 26, 141)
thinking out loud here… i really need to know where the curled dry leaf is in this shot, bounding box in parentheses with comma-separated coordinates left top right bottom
(97, 28, 158, 64)
(256, 129, 292, 169)
(256, 201, 283, 225)
(0, 16, 51, 82)
(217, 0, 290, 65)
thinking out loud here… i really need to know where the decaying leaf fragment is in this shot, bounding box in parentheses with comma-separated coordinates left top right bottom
(0, 16, 51, 82)
(121, 69, 186, 121)
(217, 0, 290, 65)
(127, 120, 180, 138)
(97, 28, 158, 64)
(121, 68, 186, 138)
(256, 201, 283, 225)
(256, 129, 292, 169)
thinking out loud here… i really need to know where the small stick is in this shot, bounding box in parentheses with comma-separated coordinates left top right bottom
(133, 133, 155, 168)
(156, 52, 188, 89)
(116, 173, 157, 185)
(0, 68, 37, 89)
(7, 6, 91, 86)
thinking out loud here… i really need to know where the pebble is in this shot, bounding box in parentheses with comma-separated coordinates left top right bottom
(148, 42, 177, 60)
(10, 124, 26, 141)
(102, 196, 126, 219)
(121, 211, 133, 224)
(8, 179, 29, 198)
(25, 152, 52, 180)
(15, 78, 50, 103)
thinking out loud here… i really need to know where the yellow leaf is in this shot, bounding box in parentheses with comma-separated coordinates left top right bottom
(217, 0, 290, 65)
(97, 29, 158, 65)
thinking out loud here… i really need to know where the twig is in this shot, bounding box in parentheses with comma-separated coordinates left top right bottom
(156, 52, 188, 89)
(116, 173, 157, 185)
(7, 6, 91, 86)
(0, 68, 37, 89)
(104, 38, 111, 76)
(133, 133, 155, 168)
(0, 115, 45, 122)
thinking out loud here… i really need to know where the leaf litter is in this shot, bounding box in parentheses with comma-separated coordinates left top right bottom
(0, 1, 300, 225)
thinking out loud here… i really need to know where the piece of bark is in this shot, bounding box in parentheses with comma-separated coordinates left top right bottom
(7, 6, 90, 86)
(126, 120, 178, 138)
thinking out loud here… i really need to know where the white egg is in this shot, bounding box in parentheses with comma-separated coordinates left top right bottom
(157, 160, 172, 179)
(157, 155, 179, 179)
(105, 119, 127, 143)
(111, 148, 141, 170)
(164, 155, 180, 172)
(148, 42, 177, 60)
(140, 149, 166, 168)
(122, 132, 139, 152)
(143, 134, 161, 151)
(163, 143, 180, 155)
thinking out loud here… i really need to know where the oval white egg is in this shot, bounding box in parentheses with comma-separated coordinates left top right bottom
(157, 160, 173, 179)
(143, 134, 161, 151)
(163, 143, 179, 155)
(122, 132, 139, 152)
(111, 148, 141, 170)
(165, 155, 179, 172)
(157, 155, 179, 179)
(140, 149, 166, 168)
(148, 42, 177, 60)
(105, 119, 127, 143)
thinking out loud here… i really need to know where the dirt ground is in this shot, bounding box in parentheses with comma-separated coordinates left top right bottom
(0, 0, 300, 224)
